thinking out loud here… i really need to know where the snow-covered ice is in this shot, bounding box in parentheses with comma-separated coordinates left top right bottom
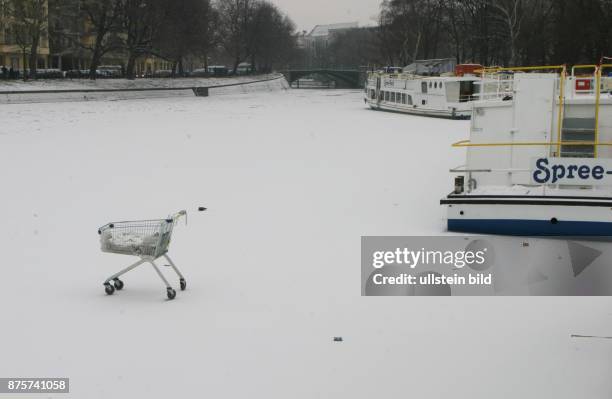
(0, 87, 611, 398)
(0, 75, 287, 104)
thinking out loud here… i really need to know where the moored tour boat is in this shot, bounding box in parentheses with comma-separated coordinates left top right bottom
(364, 58, 482, 119)
(441, 63, 612, 236)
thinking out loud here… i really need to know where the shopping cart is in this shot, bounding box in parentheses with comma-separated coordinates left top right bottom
(98, 210, 188, 300)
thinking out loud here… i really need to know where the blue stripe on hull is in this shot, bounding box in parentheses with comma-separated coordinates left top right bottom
(448, 219, 612, 236)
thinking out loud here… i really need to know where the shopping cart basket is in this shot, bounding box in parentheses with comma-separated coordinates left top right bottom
(98, 210, 188, 300)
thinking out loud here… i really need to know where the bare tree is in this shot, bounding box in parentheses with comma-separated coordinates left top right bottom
(217, 0, 257, 74)
(242, 1, 294, 72)
(378, 0, 446, 66)
(121, 0, 162, 79)
(81, 0, 124, 79)
(154, 0, 218, 76)
(8, 0, 48, 78)
(488, 0, 524, 66)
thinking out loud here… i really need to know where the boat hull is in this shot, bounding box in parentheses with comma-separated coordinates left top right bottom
(366, 101, 471, 120)
(441, 195, 612, 236)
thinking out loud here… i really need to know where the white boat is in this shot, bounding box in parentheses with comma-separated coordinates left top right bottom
(364, 59, 482, 119)
(441, 63, 612, 236)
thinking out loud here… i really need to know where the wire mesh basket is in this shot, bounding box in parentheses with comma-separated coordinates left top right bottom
(99, 218, 175, 259)
(98, 210, 193, 300)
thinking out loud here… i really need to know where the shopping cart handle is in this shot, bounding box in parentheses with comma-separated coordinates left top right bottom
(98, 223, 114, 234)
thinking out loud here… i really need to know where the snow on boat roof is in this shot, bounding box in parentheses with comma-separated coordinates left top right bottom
(403, 58, 456, 75)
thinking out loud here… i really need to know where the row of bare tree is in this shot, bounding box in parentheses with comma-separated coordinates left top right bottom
(379, 0, 612, 67)
(301, 0, 612, 69)
(5, 0, 297, 79)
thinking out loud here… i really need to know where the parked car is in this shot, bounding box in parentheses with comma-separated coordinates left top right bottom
(65, 69, 84, 78)
(31, 69, 65, 78)
(236, 62, 254, 75)
(190, 68, 208, 77)
(208, 65, 228, 76)
(8, 68, 64, 79)
(98, 65, 123, 78)
(151, 69, 173, 78)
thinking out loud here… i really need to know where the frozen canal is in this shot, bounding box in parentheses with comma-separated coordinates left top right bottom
(1, 87, 611, 398)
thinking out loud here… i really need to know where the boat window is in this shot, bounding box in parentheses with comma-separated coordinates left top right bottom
(371, 89, 376, 99)
(396, 93, 400, 103)
(440, 82, 443, 89)
(385, 91, 389, 101)
(434, 82, 438, 89)
(459, 81, 475, 102)
(429, 82, 432, 88)
(391, 92, 395, 102)
(407, 95, 413, 105)
(402, 93, 406, 104)
(421, 82, 427, 93)
(444, 81, 460, 102)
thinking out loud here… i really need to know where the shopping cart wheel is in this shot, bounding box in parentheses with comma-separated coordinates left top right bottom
(113, 278, 124, 291)
(180, 279, 186, 291)
(104, 283, 115, 295)
(167, 288, 176, 300)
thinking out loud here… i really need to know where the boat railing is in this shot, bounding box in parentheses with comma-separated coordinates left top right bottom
(452, 139, 612, 148)
(449, 165, 531, 192)
(471, 64, 612, 157)
(450, 166, 529, 173)
(567, 64, 612, 98)
(473, 65, 565, 102)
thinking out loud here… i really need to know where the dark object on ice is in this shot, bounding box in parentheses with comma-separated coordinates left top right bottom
(333, 337, 343, 342)
(193, 87, 209, 97)
(571, 334, 612, 339)
(198, 207, 207, 212)
(454, 175, 464, 194)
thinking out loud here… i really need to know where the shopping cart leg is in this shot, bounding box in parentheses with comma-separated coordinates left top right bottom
(163, 254, 187, 291)
(149, 260, 177, 300)
(104, 259, 146, 285)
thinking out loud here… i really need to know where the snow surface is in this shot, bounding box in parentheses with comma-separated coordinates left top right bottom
(0, 87, 611, 398)
(0, 74, 288, 105)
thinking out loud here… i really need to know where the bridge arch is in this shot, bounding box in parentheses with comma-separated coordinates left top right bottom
(281, 69, 364, 88)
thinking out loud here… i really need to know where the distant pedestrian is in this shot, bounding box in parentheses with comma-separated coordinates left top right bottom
(1, 66, 7, 79)
(9, 67, 15, 79)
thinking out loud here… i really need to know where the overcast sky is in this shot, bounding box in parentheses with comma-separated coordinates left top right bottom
(270, 0, 381, 32)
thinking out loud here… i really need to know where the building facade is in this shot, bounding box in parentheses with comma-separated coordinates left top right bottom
(295, 22, 358, 68)
(2, 0, 203, 77)
(0, 0, 50, 70)
(47, 0, 172, 76)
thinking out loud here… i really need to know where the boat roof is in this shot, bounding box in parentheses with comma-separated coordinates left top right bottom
(373, 73, 479, 82)
(403, 58, 456, 75)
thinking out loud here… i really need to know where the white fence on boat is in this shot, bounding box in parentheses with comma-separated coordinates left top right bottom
(472, 65, 612, 102)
